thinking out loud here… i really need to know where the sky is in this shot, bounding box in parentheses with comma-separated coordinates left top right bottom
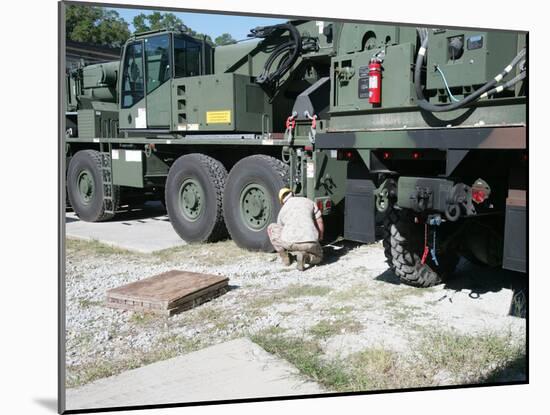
(111, 7, 286, 41)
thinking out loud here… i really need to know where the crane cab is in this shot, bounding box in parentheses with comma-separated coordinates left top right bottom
(118, 30, 213, 131)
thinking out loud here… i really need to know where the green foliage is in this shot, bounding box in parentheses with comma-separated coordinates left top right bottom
(309, 318, 362, 339)
(132, 11, 188, 33)
(66, 5, 130, 47)
(66, 6, 217, 48)
(251, 331, 352, 390)
(132, 11, 213, 44)
(215, 33, 237, 46)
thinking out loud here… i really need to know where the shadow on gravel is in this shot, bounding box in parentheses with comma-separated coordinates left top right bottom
(227, 284, 240, 292)
(108, 201, 167, 222)
(322, 240, 362, 265)
(67, 201, 168, 224)
(374, 269, 401, 285)
(446, 259, 524, 294)
(445, 259, 527, 318)
(371, 257, 527, 318)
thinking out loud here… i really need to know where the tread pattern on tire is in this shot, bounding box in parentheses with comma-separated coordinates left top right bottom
(196, 154, 228, 242)
(68, 150, 120, 222)
(383, 209, 458, 288)
(223, 154, 289, 251)
(382, 209, 399, 272)
(165, 153, 228, 243)
(242, 154, 290, 183)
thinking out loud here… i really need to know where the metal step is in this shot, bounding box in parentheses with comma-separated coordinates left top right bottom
(100, 152, 115, 214)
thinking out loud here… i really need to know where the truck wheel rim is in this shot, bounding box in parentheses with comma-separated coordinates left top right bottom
(240, 183, 271, 231)
(179, 178, 204, 221)
(77, 170, 94, 205)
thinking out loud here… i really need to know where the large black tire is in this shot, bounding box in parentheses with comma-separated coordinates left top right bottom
(165, 154, 227, 243)
(67, 150, 120, 222)
(383, 209, 458, 287)
(223, 155, 289, 252)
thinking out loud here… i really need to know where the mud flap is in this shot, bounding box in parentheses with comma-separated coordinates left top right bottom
(503, 189, 526, 273)
(344, 179, 375, 243)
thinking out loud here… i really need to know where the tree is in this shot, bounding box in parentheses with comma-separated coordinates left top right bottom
(215, 33, 237, 46)
(66, 5, 130, 47)
(132, 12, 213, 44)
(132, 12, 188, 33)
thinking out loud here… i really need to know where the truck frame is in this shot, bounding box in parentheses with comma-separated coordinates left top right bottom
(64, 17, 527, 287)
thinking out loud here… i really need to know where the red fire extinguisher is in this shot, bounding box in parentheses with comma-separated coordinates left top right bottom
(368, 58, 382, 105)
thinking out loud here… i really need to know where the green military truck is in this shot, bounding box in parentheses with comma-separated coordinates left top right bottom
(64, 19, 527, 287)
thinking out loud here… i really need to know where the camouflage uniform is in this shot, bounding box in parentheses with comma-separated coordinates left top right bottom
(267, 197, 323, 264)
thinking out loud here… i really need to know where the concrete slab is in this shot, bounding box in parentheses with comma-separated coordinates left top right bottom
(66, 202, 185, 253)
(66, 338, 323, 410)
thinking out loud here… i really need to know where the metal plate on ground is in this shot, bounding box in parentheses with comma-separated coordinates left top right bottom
(106, 270, 229, 316)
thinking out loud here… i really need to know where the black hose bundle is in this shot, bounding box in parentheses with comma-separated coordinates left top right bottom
(249, 23, 302, 95)
(414, 28, 526, 112)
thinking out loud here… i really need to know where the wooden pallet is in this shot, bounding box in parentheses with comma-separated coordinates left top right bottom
(105, 270, 229, 316)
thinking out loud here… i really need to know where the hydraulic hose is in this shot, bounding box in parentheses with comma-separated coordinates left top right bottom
(480, 71, 527, 99)
(414, 29, 526, 112)
(252, 23, 302, 93)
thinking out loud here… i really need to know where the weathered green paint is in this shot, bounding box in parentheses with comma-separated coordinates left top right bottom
(315, 126, 526, 150)
(313, 150, 348, 207)
(239, 183, 271, 230)
(147, 81, 172, 128)
(328, 100, 525, 131)
(63, 15, 527, 273)
(65, 20, 526, 202)
(179, 178, 204, 221)
(76, 169, 94, 205)
(76, 108, 119, 139)
(111, 149, 144, 188)
(426, 29, 518, 92)
(172, 73, 271, 133)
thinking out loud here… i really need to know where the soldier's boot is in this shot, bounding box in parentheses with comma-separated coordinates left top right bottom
(296, 253, 310, 271)
(308, 253, 322, 265)
(279, 252, 292, 266)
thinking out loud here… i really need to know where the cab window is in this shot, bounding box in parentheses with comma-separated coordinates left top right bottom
(145, 35, 171, 93)
(121, 42, 144, 108)
(174, 36, 201, 78)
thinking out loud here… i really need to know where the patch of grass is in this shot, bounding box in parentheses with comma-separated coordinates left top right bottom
(66, 335, 202, 388)
(248, 296, 277, 309)
(331, 283, 372, 302)
(154, 240, 266, 265)
(309, 318, 363, 339)
(345, 347, 435, 391)
(77, 298, 103, 309)
(284, 284, 332, 298)
(251, 326, 525, 393)
(66, 238, 135, 257)
(258, 325, 287, 337)
(249, 284, 331, 309)
(251, 330, 351, 391)
(251, 328, 423, 392)
(129, 312, 158, 326)
(190, 306, 233, 330)
(329, 305, 355, 316)
(417, 330, 526, 384)
(70, 332, 94, 349)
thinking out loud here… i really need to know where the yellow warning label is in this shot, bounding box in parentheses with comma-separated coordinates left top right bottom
(206, 110, 232, 124)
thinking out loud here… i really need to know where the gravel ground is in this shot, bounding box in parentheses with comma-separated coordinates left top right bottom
(65, 234, 526, 391)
